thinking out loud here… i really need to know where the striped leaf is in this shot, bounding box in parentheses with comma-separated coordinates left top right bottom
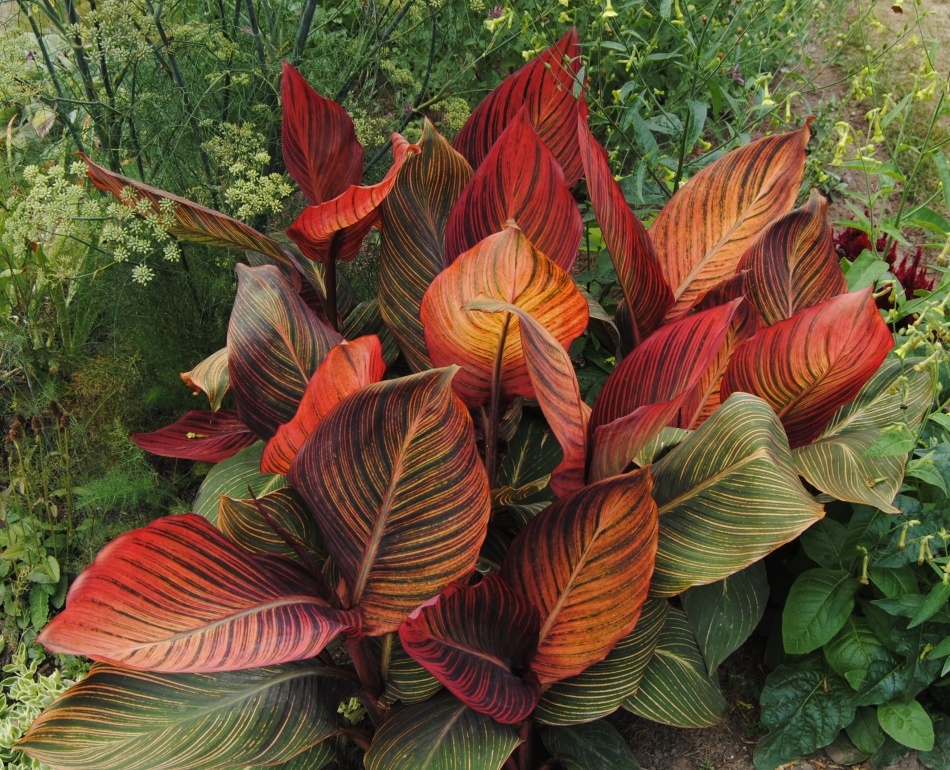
(288, 368, 491, 636)
(541, 721, 641, 770)
(578, 117, 671, 349)
(502, 471, 658, 684)
(399, 575, 542, 724)
(193, 442, 285, 522)
(287, 134, 418, 264)
(468, 300, 589, 496)
(649, 124, 810, 320)
(342, 298, 401, 366)
(379, 636, 443, 706)
(793, 359, 935, 512)
(453, 29, 584, 185)
(421, 227, 588, 407)
(242, 741, 337, 770)
(82, 155, 289, 266)
(280, 61, 363, 207)
(217, 487, 324, 564)
(721, 288, 894, 448)
(622, 607, 726, 728)
(739, 189, 847, 325)
(181, 348, 229, 412)
(533, 599, 668, 726)
(228, 264, 342, 440)
(649, 393, 823, 597)
(131, 409, 256, 463)
(262, 336, 386, 474)
(588, 301, 739, 480)
(681, 560, 769, 674)
(18, 662, 356, 770)
(380, 120, 473, 371)
(364, 692, 520, 770)
(445, 109, 582, 271)
(37, 514, 359, 671)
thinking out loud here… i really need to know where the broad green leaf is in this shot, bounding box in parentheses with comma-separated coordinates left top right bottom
(783, 568, 860, 655)
(682, 560, 769, 674)
(908, 582, 950, 628)
(793, 359, 935, 513)
(824, 618, 891, 690)
(800, 519, 852, 570)
(241, 741, 337, 769)
(364, 692, 519, 770)
(869, 565, 918, 599)
(754, 658, 856, 770)
(650, 394, 823, 597)
(844, 249, 890, 291)
(379, 636, 442, 707)
(533, 600, 668, 726)
(622, 607, 725, 728)
(497, 414, 560, 505)
(193, 442, 285, 523)
(921, 714, 950, 770)
(878, 700, 934, 751)
(847, 706, 886, 756)
(541, 721, 640, 770)
(18, 663, 357, 770)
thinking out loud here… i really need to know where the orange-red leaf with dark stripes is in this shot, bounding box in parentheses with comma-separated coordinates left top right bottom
(454, 29, 585, 185)
(227, 264, 342, 441)
(445, 109, 582, 271)
(261, 335, 386, 474)
(37, 514, 359, 671)
(280, 61, 363, 206)
(421, 227, 588, 407)
(721, 287, 894, 448)
(649, 124, 811, 321)
(131, 410, 256, 464)
(399, 575, 542, 724)
(288, 368, 491, 636)
(739, 189, 847, 325)
(502, 471, 658, 684)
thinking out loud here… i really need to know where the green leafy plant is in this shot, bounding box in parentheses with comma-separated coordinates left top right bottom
(12, 30, 929, 770)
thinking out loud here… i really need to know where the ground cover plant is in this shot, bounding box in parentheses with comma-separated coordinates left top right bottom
(6, 28, 940, 770)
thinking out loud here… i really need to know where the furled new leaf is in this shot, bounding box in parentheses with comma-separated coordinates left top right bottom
(37, 514, 358, 671)
(502, 471, 658, 684)
(445, 109, 582, 271)
(650, 394, 823, 597)
(131, 409, 256, 463)
(228, 264, 342, 440)
(181, 348, 229, 412)
(289, 368, 491, 635)
(721, 288, 894, 448)
(380, 120, 473, 370)
(17, 662, 356, 770)
(649, 124, 810, 320)
(400, 575, 542, 724)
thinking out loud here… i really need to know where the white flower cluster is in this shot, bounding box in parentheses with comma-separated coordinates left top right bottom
(99, 192, 179, 284)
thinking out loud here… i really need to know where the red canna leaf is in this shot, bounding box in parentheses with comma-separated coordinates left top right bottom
(454, 29, 585, 185)
(37, 514, 359, 672)
(228, 264, 342, 441)
(421, 227, 588, 407)
(649, 124, 811, 321)
(131, 409, 256, 463)
(721, 288, 894, 448)
(286, 134, 419, 264)
(399, 575, 542, 725)
(82, 155, 290, 267)
(289, 368, 491, 636)
(261, 335, 386, 475)
(280, 61, 363, 206)
(739, 189, 847, 325)
(502, 471, 658, 684)
(445, 109, 582, 271)
(588, 301, 740, 480)
(578, 118, 672, 349)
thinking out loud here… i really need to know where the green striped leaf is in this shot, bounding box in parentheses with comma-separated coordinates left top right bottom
(379, 636, 443, 706)
(793, 359, 935, 513)
(217, 487, 324, 564)
(622, 607, 726, 728)
(242, 741, 337, 769)
(533, 599, 668, 726)
(17, 662, 357, 770)
(181, 348, 229, 412)
(342, 298, 401, 366)
(541, 721, 641, 769)
(380, 120, 472, 371)
(364, 692, 519, 770)
(681, 560, 769, 674)
(650, 393, 823, 597)
(289, 368, 491, 636)
(193, 442, 286, 523)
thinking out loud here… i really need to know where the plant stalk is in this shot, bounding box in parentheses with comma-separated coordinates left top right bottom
(484, 313, 511, 487)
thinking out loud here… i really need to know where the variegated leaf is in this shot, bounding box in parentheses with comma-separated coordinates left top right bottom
(181, 348, 229, 412)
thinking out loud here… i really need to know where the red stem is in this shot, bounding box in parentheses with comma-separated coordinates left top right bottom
(325, 231, 343, 332)
(346, 636, 383, 699)
(517, 720, 531, 770)
(484, 313, 511, 487)
(339, 725, 372, 751)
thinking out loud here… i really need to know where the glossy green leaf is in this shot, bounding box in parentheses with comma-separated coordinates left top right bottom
(878, 700, 934, 751)
(650, 394, 823, 597)
(193, 442, 285, 523)
(824, 618, 891, 691)
(847, 706, 886, 756)
(783, 568, 860, 655)
(541, 721, 640, 770)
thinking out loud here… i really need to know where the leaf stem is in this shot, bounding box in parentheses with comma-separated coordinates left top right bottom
(484, 313, 511, 487)
(325, 232, 342, 331)
(517, 720, 531, 770)
(346, 637, 384, 702)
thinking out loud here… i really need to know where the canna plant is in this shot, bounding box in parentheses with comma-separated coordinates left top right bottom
(15, 29, 937, 770)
